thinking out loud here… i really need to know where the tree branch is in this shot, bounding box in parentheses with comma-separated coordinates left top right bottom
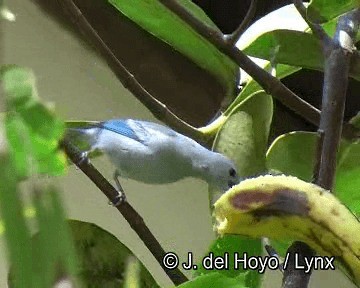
(317, 9, 360, 190)
(225, 0, 258, 46)
(159, 0, 360, 140)
(57, 0, 204, 143)
(293, 0, 331, 46)
(282, 8, 360, 288)
(60, 138, 188, 286)
(160, 1, 319, 125)
(282, 242, 314, 288)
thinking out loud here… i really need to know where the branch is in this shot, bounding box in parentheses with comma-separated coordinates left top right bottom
(159, 0, 360, 140)
(57, 0, 203, 143)
(160, 1, 319, 124)
(317, 9, 360, 190)
(282, 8, 360, 288)
(225, 0, 258, 46)
(281, 242, 314, 288)
(60, 138, 188, 286)
(293, 0, 331, 46)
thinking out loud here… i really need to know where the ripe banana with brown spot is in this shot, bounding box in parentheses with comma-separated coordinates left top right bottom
(213, 175, 360, 286)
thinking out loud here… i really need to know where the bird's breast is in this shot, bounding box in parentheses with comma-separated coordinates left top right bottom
(106, 147, 191, 184)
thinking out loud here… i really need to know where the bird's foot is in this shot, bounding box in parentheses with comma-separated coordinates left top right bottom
(108, 169, 126, 206)
(109, 192, 126, 207)
(78, 151, 90, 165)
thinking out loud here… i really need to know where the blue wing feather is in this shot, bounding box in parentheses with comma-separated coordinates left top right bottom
(94, 119, 178, 144)
(99, 119, 142, 142)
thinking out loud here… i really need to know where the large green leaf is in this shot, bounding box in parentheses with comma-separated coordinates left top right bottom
(243, 30, 323, 71)
(213, 91, 273, 181)
(67, 220, 159, 287)
(307, 0, 360, 23)
(243, 29, 360, 81)
(240, 5, 360, 84)
(266, 132, 360, 215)
(109, 0, 238, 97)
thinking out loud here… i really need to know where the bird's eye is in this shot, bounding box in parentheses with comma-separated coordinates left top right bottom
(229, 168, 237, 177)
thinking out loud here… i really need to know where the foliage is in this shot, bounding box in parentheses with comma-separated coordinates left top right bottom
(1, 66, 77, 288)
(109, 0, 238, 98)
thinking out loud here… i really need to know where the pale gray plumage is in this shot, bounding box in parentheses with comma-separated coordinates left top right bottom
(67, 119, 239, 191)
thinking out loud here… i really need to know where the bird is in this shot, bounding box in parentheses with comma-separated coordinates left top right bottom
(66, 119, 239, 193)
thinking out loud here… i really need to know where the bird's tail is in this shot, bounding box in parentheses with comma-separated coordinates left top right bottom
(63, 127, 99, 152)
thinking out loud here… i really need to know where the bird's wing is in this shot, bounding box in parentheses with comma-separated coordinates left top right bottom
(96, 119, 178, 145)
(97, 119, 145, 143)
(134, 120, 177, 138)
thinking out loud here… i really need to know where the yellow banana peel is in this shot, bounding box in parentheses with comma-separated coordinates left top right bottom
(213, 175, 360, 286)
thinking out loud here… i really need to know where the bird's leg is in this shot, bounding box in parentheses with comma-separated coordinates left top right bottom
(111, 169, 126, 206)
(263, 238, 284, 272)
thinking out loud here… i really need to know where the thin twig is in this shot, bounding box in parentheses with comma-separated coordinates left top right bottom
(312, 129, 324, 181)
(159, 0, 360, 140)
(293, 0, 331, 46)
(60, 138, 188, 286)
(57, 0, 203, 142)
(225, 0, 258, 46)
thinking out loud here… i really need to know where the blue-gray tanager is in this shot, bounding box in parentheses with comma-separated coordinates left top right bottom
(67, 119, 239, 192)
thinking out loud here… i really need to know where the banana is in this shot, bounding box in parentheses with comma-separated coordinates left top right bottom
(213, 175, 360, 286)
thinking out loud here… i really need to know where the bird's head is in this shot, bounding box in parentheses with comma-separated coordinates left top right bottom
(196, 152, 240, 192)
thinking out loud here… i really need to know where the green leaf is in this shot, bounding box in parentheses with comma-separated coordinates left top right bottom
(179, 272, 248, 288)
(0, 152, 33, 288)
(307, 0, 359, 23)
(243, 28, 360, 82)
(35, 188, 78, 288)
(2, 65, 34, 107)
(334, 140, 360, 214)
(5, 116, 29, 178)
(266, 132, 317, 181)
(108, 0, 238, 97)
(2, 66, 66, 178)
(194, 236, 261, 288)
(266, 132, 360, 215)
(123, 256, 141, 288)
(225, 65, 301, 116)
(66, 220, 160, 288)
(213, 91, 273, 185)
(243, 30, 324, 71)
(8, 187, 80, 288)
